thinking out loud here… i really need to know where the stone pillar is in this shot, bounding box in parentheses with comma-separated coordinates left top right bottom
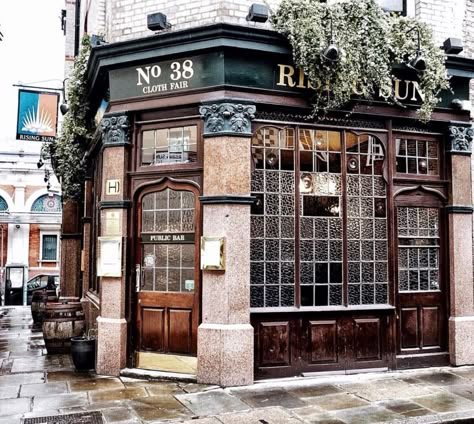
(95, 112, 130, 376)
(447, 125, 474, 365)
(197, 102, 256, 386)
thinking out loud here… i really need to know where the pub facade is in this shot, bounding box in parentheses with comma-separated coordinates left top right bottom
(78, 17, 474, 385)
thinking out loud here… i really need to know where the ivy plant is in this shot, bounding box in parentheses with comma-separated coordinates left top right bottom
(41, 35, 94, 200)
(271, 0, 450, 122)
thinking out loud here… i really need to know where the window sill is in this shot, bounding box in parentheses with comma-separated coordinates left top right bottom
(250, 304, 396, 313)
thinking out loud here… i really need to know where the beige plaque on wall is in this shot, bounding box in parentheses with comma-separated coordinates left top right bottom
(106, 179, 121, 195)
(104, 210, 121, 236)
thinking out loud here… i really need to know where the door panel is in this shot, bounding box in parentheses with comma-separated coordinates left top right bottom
(353, 318, 382, 362)
(309, 320, 338, 364)
(253, 312, 392, 378)
(259, 321, 291, 367)
(168, 308, 193, 353)
(422, 306, 440, 348)
(400, 307, 419, 349)
(136, 186, 200, 364)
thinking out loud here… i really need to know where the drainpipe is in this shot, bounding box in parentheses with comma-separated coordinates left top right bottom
(74, 0, 81, 56)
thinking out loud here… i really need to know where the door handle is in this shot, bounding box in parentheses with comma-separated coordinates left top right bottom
(135, 264, 141, 292)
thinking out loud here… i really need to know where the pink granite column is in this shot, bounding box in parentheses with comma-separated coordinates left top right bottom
(197, 102, 255, 386)
(95, 113, 130, 376)
(447, 126, 474, 365)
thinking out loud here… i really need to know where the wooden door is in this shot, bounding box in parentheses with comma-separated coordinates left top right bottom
(136, 185, 200, 360)
(395, 204, 448, 367)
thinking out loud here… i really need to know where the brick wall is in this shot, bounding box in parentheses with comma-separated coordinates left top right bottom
(29, 225, 40, 268)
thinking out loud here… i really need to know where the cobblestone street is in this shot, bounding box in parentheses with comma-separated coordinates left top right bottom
(2, 306, 474, 423)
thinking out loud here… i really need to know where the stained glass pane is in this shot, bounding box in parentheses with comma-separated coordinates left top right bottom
(31, 195, 62, 212)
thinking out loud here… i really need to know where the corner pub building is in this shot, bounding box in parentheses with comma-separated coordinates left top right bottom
(78, 17, 474, 386)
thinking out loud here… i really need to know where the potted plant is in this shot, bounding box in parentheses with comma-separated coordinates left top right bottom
(71, 328, 97, 371)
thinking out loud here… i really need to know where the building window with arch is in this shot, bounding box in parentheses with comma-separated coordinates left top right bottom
(31, 194, 62, 213)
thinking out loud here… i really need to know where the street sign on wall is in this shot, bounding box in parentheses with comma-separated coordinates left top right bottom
(16, 89, 59, 142)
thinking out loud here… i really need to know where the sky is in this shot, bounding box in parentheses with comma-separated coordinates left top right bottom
(0, 0, 65, 151)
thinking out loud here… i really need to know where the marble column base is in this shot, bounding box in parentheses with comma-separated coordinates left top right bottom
(96, 316, 127, 376)
(197, 323, 253, 387)
(449, 316, 474, 365)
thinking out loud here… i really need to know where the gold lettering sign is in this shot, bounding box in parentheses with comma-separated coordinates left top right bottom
(276, 64, 425, 101)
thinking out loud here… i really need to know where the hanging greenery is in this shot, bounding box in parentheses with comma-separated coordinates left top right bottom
(271, 0, 450, 122)
(41, 35, 94, 200)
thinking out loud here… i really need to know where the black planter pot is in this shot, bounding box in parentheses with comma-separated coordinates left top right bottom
(71, 337, 96, 370)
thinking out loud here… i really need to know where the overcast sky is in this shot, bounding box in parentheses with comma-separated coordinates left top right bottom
(0, 0, 65, 151)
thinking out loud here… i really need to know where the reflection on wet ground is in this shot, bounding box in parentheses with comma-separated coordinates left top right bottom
(2, 306, 474, 423)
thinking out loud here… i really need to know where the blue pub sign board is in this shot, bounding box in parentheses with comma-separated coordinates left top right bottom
(16, 89, 59, 142)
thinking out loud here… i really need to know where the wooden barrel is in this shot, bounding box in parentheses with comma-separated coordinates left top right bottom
(31, 289, 58, 324)
(42, 302, 85, 354)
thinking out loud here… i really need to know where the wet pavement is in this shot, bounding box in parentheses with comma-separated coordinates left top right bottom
(2, 306, 474, 423)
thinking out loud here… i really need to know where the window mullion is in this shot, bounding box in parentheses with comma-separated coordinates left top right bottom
(295, 126, 301, 308)
(341, 131, 348, 306)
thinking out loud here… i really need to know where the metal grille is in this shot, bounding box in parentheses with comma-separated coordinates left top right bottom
(23, 411, 104, 424)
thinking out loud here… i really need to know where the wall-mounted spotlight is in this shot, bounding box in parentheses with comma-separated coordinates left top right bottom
(147, 12, 172, 31)
(406, 27, 426, 72)
(443, 37, 463, 55)
(321, 11, 339, 63)
(246, 4, 269, 23)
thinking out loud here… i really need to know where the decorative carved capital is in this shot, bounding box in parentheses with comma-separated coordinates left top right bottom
(199, 102, 256, 136)
(101, 113, 130, 145)
(447, 125, 473, 154)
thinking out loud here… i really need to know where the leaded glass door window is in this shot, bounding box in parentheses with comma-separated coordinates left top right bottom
(250, 126, 388, 309)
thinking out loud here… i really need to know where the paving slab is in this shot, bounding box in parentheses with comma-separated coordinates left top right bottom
(20, 382, 69, 397)
(412, 392, 474, 413)
(445, 383, 474, 401)
(217, 406, 305, 423)
(89, 386, 149, 403)
(176, 389, 250, 416)
(286, 384, 342, 399)
(100, 406, 139, 423)
(339, 378, 434, 401)
(69, 377, 125, 392)
(46, 370, 94, 382)
(332, 405, 402, 424)
(299, 392, 369, 412)
(406, 371, 469, 387)
(233, 388, 308, 409)
(0, 397, 31, 416)
(0, 371, 44, 386)
(127, 398, 192, 422)
(0, 384, 20, 399)
(32, 392, 89, 411)
(0, 414, 22, 424)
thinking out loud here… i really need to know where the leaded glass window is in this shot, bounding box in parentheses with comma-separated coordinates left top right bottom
(250, 127, 295, 308)
(142, 126, 197, 166)
(141, 188, 195, 293)
(398, 207, 439, 291)
(31, 195, 62, 212)
(250, 127, 388, 309)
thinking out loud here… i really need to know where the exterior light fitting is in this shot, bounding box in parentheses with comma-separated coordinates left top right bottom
(147, 12, 172, 31)
(321, 11, 339, 63)
(37, 158, 44, 169)
(443, 37, 463, 55)
(60, 103, 69, 115)
(246, 4, 269, 23)
(406, 26, 426, 73)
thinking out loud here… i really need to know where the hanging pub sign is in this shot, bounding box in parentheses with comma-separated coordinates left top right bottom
(16, 89, 59, 142)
